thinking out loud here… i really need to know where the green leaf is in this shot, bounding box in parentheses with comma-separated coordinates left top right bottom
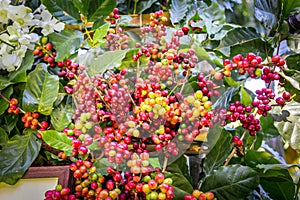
(92, 23, 110, 44)
(8, 50, 34, 83)
(223, 77, 239, 87)
(0, 129, 41, 185)
(217, 27, 260, 49)
(48, 29, 84, 61)
(213, 87, 239, 109)
(286, 54, 300, 70)
(88, 49, 131, 76)
(230, 38, 272, 58)
(71, 0, 89, 17)
(41, 0, 81, 24)
(117, 48, 140, 70)
(260, 115, 280, 139)
(0, 127, 8, 145)
(93, 158, 111, 175)
(149, 157, 161, 169)
(166, 155, 192, 185)
(22, 64, 59, 115)
(164, 172, 193, 199)
(136, 0, 157, 14)
(282, 0, 300, 18)
(245, 151, 295, 200)
(257, 164, 300, 173)
(40, 130, 73, 153)
(3, 114, 19, 134)
(91, 17, 106, 30)
(203, 130, 231, 175)
(240, 86, 252, 106)
(88, 0, 116, 22)
(274, 101, 300, 154)
(0, 86, 13, 115)
(50, 105, 73, 132)
(169, 0, 188, 24)
(254, 0, 282, 30)
(280, 71, 300, 102)
(201, 165, 259, 200)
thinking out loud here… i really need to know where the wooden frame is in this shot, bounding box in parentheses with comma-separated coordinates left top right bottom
(22, 166, 74, 189)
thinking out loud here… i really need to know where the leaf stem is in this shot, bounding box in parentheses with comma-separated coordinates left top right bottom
(162, 156, 168, 172)
(0, 38, 15, 48)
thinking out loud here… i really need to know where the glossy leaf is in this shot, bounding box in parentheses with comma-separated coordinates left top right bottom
(260, 115, 280, 139)
(41, 0, 81, 24)
(3, 114, 18, 134)
(164, 172, 193, 199)
(88, 49, 131, 76)
(92, 23, 110, 45)
(0, 129, 41, 185)
(8, 50, 34, 83)
(72, 0, 89, 17)
(274, 101, 300, 154)
(201, 165, 259, 200)
(117, 48, 139, 70)
(213, 87, 239, 109)
(40, 130, 73, 153)
(0, 86, 13, 115)
(282, 0, 300, 18)
(50, 105, 73, 132)
(22, 64, 59, 115)
(169, 0, 188, 24)
(217, 27, 260, 49)
(240, 86, 252, 106)
(285, 54, 300, 70)
(257, 164, 300, 173)
(0, 127, 8, 145)
(93, 158, 110, 175)
(280, 71, 300, 102)
(87, 0, 116, 22)
(136, 0, 157, 14)
(149, 158, 161, 169)
(223, 77, 239, 88)
(254, 0, 282, 30)
(166, 155, 192, 185)
(203, 130, 231, 175)
(48, 29, 83, 61)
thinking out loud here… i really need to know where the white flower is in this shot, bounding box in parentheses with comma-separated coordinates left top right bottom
(0, 0, 10, 24)
(7, 5, 38, 27)
(36, 6, 65, 36)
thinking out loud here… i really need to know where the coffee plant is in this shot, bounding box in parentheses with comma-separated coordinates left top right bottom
(0, 0, 300, 200)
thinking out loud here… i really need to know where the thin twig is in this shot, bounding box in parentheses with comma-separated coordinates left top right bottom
(162, 156, 168, 172)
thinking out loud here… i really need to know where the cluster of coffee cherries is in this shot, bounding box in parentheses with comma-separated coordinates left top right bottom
(106, 8, 120, 24)
(7, 97, 20, 114)
(44, 185, 75, 200)
(149, 10, 168, 27)
(105, 28, 129, 51)
(222, 53, 263, 78)
(33, 37, 56, 68)
(184, 190, 215, 200)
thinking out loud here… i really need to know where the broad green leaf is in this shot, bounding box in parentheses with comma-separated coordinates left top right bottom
(280, 71, 300, 102)
(223, 77, 239, 88)
(88, 49, 131, 76)
(230, 38, 272, 58)
(41, 0, 81, 24)
(93, 158, 111, 175)
(206, 123, 224, 149)
(203, 130, 231, 175)
(50, 105, 73, 131)
(193, 46, 216, 67)
(48, 29, 84, 61)
(22, 64, 59, 115)
(260, 115, 280, 139)
(0, 127, 8, 145)
(217, 27, 260, 49)
(149, 157, 161, 169)
(71, 0, 89, 17)
(166, 155, 192, 185)
(282, 0, 300, 18)
(88, 0, 116, 22)
(136, 0, 157, 14)
(8, 50, 34, 83)
(0, 77, 12, 90)
(169, 0, 188, 24)
(117, 48, 139, 70)
(201, 165, 259, 200)
(245, 150, 295, 200)
(274, 101, 300, 154)
(286, 54, 300, 70)
(0, 86, 13, 115)
(254, 0, 282, 30)
(3, 114, 18, 134)
(91, 17, 106, 30)
(0, 129, 41, 185)
(257, 164, 300, 173)
(240, 86, 252, 106)
(92, 23, 110, 45)
(164, 172, 193, 199)
(40, 130, 73, 153)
